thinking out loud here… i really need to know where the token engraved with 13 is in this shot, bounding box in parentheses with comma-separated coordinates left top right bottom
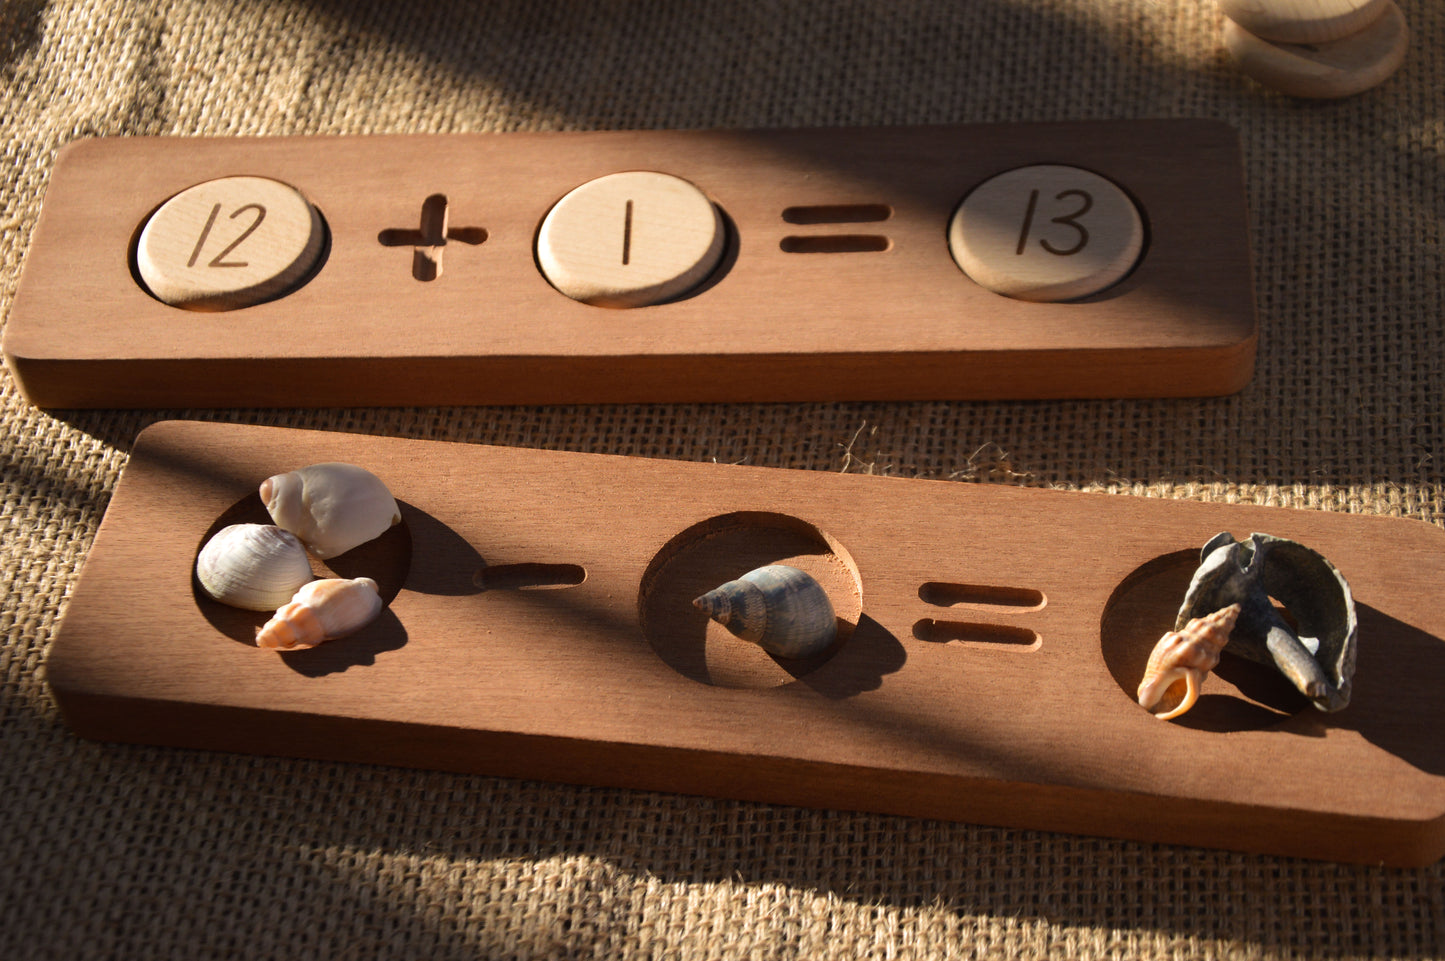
(1016, 189, 1092, 257)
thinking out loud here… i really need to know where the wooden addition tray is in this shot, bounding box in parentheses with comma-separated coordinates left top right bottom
(3, 120, 1255, 408)
(48, 421, 1445, 866)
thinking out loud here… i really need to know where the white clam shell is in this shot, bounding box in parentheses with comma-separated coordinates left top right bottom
(260, 462, 400, 560)
(255, 576, 383, 651)
(196, 523, 314, 612)
(692, 564, 837, 659)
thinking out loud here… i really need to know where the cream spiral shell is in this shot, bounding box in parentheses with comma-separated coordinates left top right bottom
(255, 576, 383, 651)
(196, 523, 314, 612)
(260, 462, 400, 560)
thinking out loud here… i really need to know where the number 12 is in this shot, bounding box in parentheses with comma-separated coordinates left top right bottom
(187, 202, 268, 268)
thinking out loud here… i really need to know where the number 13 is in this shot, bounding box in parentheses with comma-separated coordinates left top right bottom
(1015, 188, 1093, 257)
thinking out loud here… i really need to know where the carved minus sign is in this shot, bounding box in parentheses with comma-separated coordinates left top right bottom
(781, 204, 892, 224)
(474, 562, 587, 591)
(913, 618, 1041, 649)
(780, 235, 890, 254)
(918, 581, 1046, 611)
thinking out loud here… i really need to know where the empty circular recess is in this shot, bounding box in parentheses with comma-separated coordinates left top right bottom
(637, 512, 863, 689)
(536, 170, 726, 307)
(136, 176, 327, 310)
(192, 491, 412, 646)
(1100, 550, 1311, 732)
(948, 164, 1145, 302)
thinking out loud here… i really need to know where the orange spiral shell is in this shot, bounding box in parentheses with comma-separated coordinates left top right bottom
(1136, 603, 1242, 720)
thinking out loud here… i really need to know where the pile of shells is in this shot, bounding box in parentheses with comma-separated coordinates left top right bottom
(196, 462, 400, 651)
(1137, 532, 1358, 720)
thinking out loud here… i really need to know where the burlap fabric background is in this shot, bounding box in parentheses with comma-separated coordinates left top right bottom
(2, 1, 1442, 957)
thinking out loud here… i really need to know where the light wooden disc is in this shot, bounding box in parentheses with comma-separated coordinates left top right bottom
(948, 165, 1144, 302)
(536, 170, 726, 308)
(137, 176, 325, 311)
(1218, 0, 1390, 44)
(1224, 0, 1408, 98)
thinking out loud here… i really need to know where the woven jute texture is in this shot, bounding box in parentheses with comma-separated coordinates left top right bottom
(3, 1, 1443, 957)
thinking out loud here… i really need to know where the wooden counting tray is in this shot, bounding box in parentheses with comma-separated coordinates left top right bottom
(48, 421, 1445, 865)
(4, 121, 1256, 408)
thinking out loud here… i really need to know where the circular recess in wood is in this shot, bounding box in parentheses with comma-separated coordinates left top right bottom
(136, 176, 327, 310)
(637, 512, 863, 689)
(536, 170, 726, 307)
(1100, 550, 1311, 732)
(1218, 0, 1390, 44)
(192, 491, 412, 654)
(1223, 0, 1408, 99)
(948, 164, 1145, 302)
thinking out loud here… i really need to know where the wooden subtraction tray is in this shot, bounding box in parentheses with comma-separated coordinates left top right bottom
(4, 121, 1256, 408)
(49, 422, 1445, 865)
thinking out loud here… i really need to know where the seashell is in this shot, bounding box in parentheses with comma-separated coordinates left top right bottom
(692, 564, 837, 659)
(255, 576, 383, 651)
(196, 523, 314, 612)
(260, 462, 400, 560)
(1175, 532, 1357, 712)
(1137, 603, 1241, 720)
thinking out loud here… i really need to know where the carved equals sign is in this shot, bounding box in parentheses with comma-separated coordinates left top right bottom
(779, 203, 892, 254)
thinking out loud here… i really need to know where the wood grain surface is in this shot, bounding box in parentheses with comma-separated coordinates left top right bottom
(46, 421, 1445, 865)
(3, 121, 1257, 407)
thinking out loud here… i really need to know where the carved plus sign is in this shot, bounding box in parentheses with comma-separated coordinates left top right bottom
(378, 194, 487, 281)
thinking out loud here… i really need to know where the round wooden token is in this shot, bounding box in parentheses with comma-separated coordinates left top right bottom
(136, 176, 325, 310)
(947, 165, 1145, 303)
(536, 171, 726, 308)
(1224, 0, 1408, 99)
(1218, 0, 1389, 44)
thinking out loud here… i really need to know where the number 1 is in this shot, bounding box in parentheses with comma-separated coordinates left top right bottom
(622, 200, 634, 266)
(1015, 190, 1040, 256)
(187, 204, 222, 268)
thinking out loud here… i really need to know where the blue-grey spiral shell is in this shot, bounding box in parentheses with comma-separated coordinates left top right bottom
(692, 564, 837, 659)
